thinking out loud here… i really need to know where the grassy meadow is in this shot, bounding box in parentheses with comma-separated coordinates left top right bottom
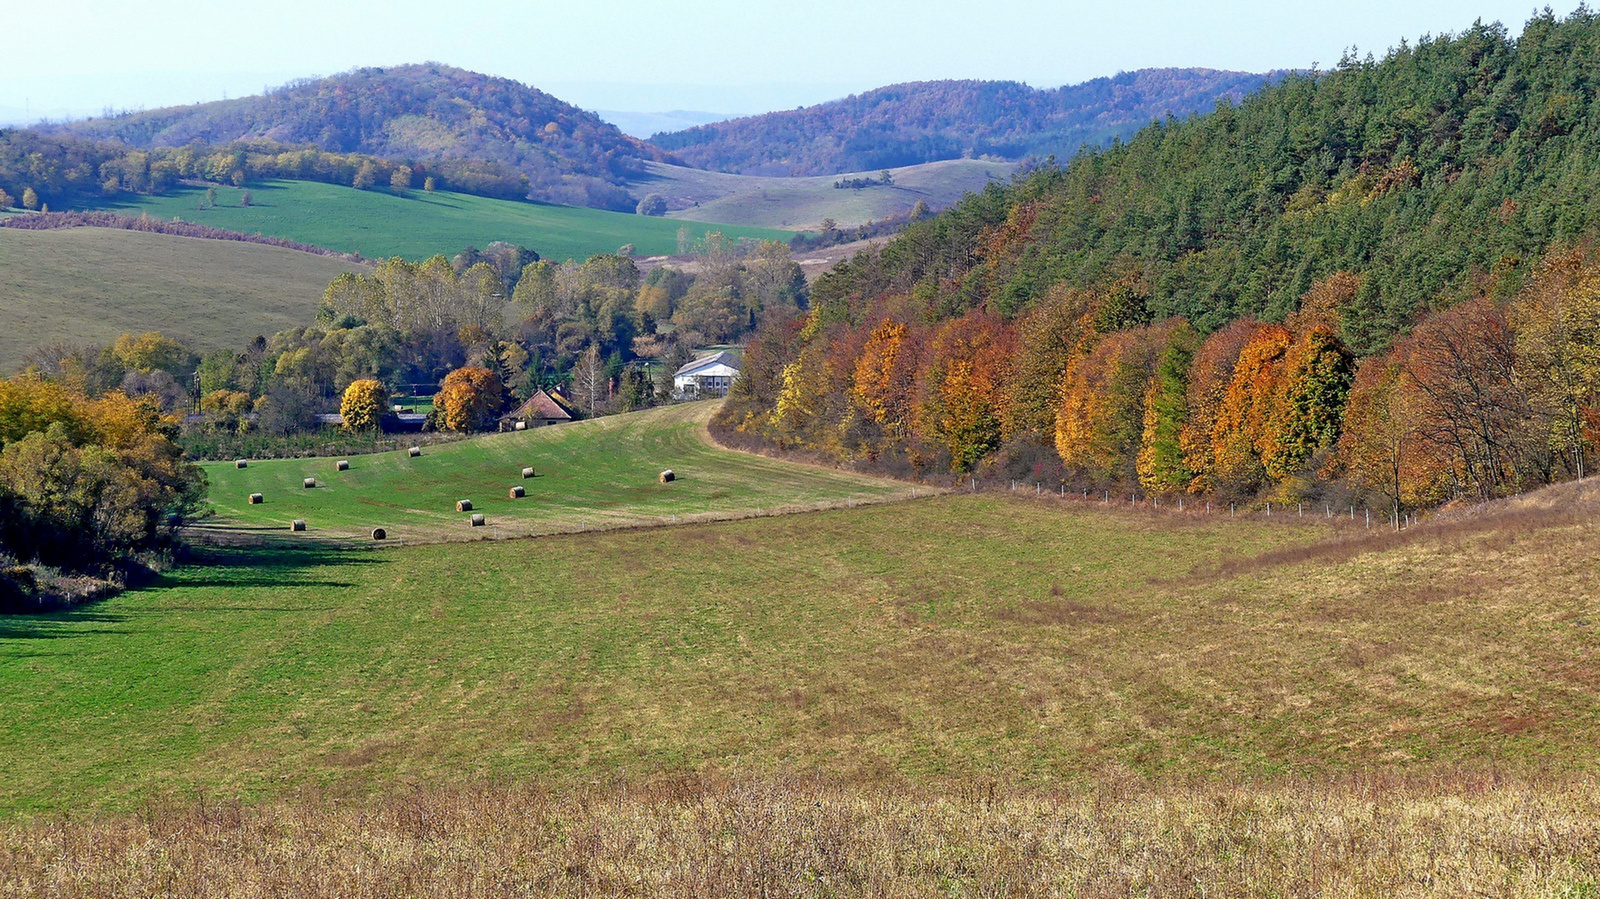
(637, 158, 1018, 229)
(6, 406, 1600, 893)
(200, 402, 912, 542)
(91, 179, 796, 261)
(0, 226, 359, 372)
(4, 483, 1600, 891)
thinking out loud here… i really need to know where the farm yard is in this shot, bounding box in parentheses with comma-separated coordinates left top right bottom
(200, 402, 912, 543)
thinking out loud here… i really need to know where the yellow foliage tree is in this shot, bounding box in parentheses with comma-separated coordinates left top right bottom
(432, 367, 503, 433)
(340, 379, 389, 432)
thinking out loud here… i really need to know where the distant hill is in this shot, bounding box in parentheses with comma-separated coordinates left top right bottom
(42, 64, 670, 210)
(648, 70, 1278, 175)
(599, 110, 739, 139)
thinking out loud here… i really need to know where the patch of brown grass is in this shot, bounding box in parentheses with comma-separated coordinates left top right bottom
(3, 773, 1596, 897)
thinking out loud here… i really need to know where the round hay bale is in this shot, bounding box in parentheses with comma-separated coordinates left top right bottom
(659, 469, 676, 483)
(470, 513, 486, 527)
(248, 493, 264, 505)
(336, 460, 350, 471)
(456, 499, 474, 512)
(408, 447, 422, 458)
(510, 485, 526, 499)
(290, 519, 306, 532)
(303, 477, 317, 489)
(521, 466, 536, 479)
(371, 527, 387, 541)
(515, 421, 527, 431)
(235, 459, 248, 469)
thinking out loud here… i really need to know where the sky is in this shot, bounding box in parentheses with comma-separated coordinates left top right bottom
(0, 1, 1566, 122)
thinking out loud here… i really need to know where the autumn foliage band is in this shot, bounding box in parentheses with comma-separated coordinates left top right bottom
(717, 251, 1600, 514)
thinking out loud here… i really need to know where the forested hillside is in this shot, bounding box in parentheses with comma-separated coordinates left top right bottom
(649, 70, 1275, 175)
(38, 65, 668, 209)
(716, 12, 1600, 514)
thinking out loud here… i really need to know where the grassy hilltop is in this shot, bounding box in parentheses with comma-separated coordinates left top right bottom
(94, 179, 795, 261)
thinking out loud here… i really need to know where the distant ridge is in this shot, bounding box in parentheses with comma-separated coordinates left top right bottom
(648, 69, 1278, 176)
(40, 64, 672, 210)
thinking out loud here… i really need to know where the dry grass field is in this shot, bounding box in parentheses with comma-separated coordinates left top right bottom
(0, 226, 359, 372)
(4, 774, 1597, 897)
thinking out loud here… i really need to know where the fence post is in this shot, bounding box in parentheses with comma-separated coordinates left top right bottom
(1365, 508, 1370, 528)
(1231, 503, 1235, 517)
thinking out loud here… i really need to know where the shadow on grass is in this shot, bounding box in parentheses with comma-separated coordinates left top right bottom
(0, 610, 128, 641)
(158, 537, 384, 592)
(1, 537, 384, 637)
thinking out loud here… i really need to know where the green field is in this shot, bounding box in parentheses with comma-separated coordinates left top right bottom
(201, 402, 911, 542)
(635, 159, 1018, 230)
(0, 227, 360, 373)
(91, 179, 796, 261)
(9, 472, 1600, 820)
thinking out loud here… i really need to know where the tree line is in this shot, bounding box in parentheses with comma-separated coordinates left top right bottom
(715, 10, 1600, 514)
(0, 128, 531, 212)
(18, 236, 804, 457)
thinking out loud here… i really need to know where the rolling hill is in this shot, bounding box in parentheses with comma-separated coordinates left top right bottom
(648, 69, 1277, 175)
(40, 64, 670, 210)
(90, 179, 794, 261)
(0, 225, 360, 372)
(629, 158, 1016, 230)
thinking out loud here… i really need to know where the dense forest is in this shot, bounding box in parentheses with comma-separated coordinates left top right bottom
(34, 65, 669, 210)
(715, 11, 1600, 514)
(648, 70, 1276, 176)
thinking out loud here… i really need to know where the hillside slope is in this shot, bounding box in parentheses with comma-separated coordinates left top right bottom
(201, 402, 910, 543)
(0, 226, 359, 371)
(43, 64, 669, 209)
(718, 11, 1600, 500)
(649, 70, 1276, 175)
(631, 158, 1016, 229)
(91, 179, 793, 261)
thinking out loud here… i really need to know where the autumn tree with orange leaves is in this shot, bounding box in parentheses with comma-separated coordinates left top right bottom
(915, 311, 1014, 471)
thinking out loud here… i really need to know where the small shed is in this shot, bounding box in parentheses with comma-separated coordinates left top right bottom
(502, 388, 575, 430)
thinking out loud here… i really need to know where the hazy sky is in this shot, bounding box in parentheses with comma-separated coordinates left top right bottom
(0, 1, 1562, 119)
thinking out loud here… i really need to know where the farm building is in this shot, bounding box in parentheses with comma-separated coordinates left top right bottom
(502, 388, 576, 429)
(673, 352, 741, 397)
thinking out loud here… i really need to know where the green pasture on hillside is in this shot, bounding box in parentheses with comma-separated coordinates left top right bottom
(90, 180, 796, 261)
(201, 402, 909, 542)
